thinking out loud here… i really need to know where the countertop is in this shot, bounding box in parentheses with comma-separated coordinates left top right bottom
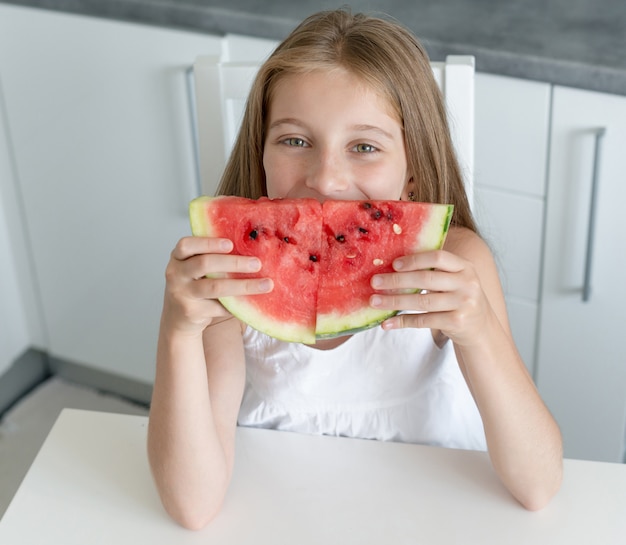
(2, 409, 626, 543)
(1, 0, 625, 95)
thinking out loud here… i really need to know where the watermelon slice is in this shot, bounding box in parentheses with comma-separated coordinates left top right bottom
(189, 196, 453, 344)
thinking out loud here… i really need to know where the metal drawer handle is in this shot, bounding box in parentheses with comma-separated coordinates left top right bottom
(185, 66, 202, 200)
(582, 127, 607, 302)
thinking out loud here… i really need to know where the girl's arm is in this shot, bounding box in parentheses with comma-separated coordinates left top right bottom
(148, 318, 245, 530)
(371, 227, 563, 510)
(446, 229, 562, 510)
(147, 237, 270, 529)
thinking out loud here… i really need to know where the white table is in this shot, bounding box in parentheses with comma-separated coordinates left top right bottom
(0, 409, 624, 544)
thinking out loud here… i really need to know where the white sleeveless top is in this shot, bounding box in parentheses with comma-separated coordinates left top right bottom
(239, 325, 487, 451)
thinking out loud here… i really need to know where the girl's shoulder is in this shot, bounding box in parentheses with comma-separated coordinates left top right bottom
(443, 226, 508, 329)
(443, 226, 494, 264)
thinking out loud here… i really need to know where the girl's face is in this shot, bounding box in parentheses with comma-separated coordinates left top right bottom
(263, 68, 411, 202)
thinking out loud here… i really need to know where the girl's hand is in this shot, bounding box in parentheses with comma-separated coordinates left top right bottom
(162, 236, 273, 335)
(369, 248, 493, 347)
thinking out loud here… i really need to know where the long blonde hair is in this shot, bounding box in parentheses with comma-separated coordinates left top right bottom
(216, 9, 476, 231)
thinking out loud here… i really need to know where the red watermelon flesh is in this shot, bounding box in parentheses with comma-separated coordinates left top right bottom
(189, 196, 453, 344)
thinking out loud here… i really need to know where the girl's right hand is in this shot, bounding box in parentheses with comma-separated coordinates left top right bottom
(161, 236, 273, 335)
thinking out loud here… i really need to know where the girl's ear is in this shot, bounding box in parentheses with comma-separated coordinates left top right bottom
(401, 178, 416, 201)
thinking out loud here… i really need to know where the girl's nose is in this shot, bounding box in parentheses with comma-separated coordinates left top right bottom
(305, 149, 349, 196)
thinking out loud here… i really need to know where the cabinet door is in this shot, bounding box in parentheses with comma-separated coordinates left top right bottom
(0, 5, 221, 384)
(537, 86, 626, 462)
(473, 73, 551, 375)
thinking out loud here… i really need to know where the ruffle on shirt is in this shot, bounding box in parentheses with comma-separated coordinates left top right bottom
(239, 326, 487, 451)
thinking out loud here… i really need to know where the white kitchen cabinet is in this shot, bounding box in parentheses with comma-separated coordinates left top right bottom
(473, 73, 551, 374)
(536, 86, 626, 463)
(0, 4, 222, 385)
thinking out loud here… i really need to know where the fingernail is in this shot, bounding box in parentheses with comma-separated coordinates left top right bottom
(371, 275, 383, 288)
(371, 295, 383, 307)
(220, 239, 233, 251)
(248, 257, 261, 271)
(382, 319, 396, 330)
(258, 278, 273, 292)
(393, 259, 403, 270)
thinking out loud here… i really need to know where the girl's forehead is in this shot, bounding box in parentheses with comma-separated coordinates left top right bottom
(274, 66, 371, 91)
(268, 67, 399, 119)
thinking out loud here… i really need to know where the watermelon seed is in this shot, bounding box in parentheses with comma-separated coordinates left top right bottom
(371, 210, 382, 220)
(335, 234, 345, 243)
(373, 258, 384, 266)
(309, 254, 318, 262)
(359, 227, 368, 234)
(393, 223, 402, 234)
(249, 229, 258, 240)
(362, 202, 372, 209)
(283, 237, 290, 243)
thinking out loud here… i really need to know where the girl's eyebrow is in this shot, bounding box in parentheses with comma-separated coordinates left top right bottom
(267, 118, 306, 130)
(351, 124, 395, 141)
(268, 119, 395, 141)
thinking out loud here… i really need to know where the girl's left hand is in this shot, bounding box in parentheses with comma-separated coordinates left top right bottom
(370, 249, 494, 347)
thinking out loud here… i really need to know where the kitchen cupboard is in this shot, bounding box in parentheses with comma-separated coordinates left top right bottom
(473, 73, 551, 375)
(536, 86, 626, 463)
(0, 4, 222, 385)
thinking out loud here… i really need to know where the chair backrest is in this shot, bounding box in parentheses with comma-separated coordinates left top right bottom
(192, 36, 474, 204)
(431, 56, 475, 205)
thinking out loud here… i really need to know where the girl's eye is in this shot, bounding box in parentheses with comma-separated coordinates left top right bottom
(354, 143, 377, 153)
(283, 137, 308, 147)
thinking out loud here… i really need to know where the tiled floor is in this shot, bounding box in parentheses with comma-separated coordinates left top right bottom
(0, 377, 149, 519)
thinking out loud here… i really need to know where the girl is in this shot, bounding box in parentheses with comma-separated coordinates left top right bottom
(147, 9, 563, 530)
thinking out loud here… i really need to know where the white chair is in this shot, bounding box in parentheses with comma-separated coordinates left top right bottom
(431, 56, 475, 205)
(192, 35, 474, 204)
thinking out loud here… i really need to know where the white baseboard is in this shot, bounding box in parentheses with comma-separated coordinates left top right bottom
(0, 348, 151, 415)
(0, 349, 49, 415)
(48, 356, 152, 407)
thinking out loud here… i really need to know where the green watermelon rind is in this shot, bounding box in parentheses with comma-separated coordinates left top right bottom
(219, 294, 317, 344)
(413, 202, 454, 251)
(315, 309, 397, 339)
(189, 196, 217, 237)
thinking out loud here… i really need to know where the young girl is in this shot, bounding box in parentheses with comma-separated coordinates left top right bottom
(147, 9, 562, 529)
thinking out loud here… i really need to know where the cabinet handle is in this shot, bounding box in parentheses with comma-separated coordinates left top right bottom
(582, 127, 607, 302)
(185, 66, 203, 199)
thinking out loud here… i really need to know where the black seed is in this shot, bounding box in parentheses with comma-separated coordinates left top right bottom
(309, 254, 318, 262)
(336, 234, 345, 243)
(387, 212, 394, 220)
(249, 229, 258, 240)
(283, 237, 290, 243)
(362, 202, 372, 209)
(359, 227, 368, 234)
(371, 210, 382, 220)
